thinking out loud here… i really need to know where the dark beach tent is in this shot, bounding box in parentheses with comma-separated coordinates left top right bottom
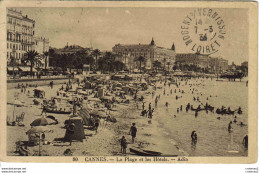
(64, 117, 85, 142)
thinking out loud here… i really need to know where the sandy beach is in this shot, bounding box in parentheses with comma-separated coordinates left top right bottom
(7, 76, 248, 157)
(7, 80, 183, 156)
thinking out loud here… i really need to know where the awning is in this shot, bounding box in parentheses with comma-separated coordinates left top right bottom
(7, 67, 19, 71)
(18, 66, 37, 72)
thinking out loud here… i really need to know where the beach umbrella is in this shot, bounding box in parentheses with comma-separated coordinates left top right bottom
(116, 83, 122, 87)
(34, 87, 45, 91)
(26, 126, 53, 156)
(13, 99, 23, 106)
(30, 117, 56, 126)
(9, 99, 24, 122)
(59, 91, 66, 94)
(26, 126, 52, 135)
(90, 110, 99, 116)
(101, 96, 113, 100)
(88, 98, 101, 102)
(46, 115, 56, 121)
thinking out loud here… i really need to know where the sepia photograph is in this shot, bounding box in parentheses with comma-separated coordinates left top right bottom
(0, 1, 257, 164)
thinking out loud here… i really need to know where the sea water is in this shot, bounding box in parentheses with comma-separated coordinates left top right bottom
(147, 78, 248, 156)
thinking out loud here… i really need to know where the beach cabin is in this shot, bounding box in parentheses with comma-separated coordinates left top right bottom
(64, 117, 85, 142)
(33, 87, 45, 98)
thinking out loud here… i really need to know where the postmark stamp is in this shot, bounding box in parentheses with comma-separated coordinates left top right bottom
(180, 8, 226, 54)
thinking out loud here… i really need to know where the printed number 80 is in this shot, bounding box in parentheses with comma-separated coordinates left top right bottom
(73, 157, 78, 161)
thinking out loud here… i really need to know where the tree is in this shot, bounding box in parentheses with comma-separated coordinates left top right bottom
(113, 61, 125, 72)
(172, 65, 178, 71)
(236, 65, 248, 76)
(134, 56, 145, 73)
(23, 50, 40, 76)
(166, 62, 171, 72)
(43, 51, 49, 75)
(152, 60, 161, 73)
(92, 49, 101, 70)
(48, 48, 55, 67)
(9, 55, 18, 78)
(172, 62, 179, 71)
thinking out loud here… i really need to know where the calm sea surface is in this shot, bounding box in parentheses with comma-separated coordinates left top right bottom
(146, 78, 248, 156)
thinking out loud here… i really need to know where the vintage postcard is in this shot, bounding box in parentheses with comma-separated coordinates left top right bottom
(0, 1, 258, 163)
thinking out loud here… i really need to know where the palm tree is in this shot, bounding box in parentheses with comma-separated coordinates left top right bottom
(153, 60, 161, 73)
(134, 56, 145, 73)
(23, 50, 40, 76)
(9, 55, 18, 79)
(43, 51, 49, 75)
(92, 49, 101, 70)
(166, 62, 171, 72)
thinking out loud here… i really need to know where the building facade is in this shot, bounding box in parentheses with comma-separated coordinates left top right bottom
(208, 57, 228, 73)
(176, 53, 228, 73)
(175, 53, 210, 68)
(7, 8, 35, 65)
(32, 37, 50, 68)
(112, 38, 176, 71)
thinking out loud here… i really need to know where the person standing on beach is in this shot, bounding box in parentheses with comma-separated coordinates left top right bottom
(129, 123, 137, 143)
(228, 121, 233, 133)
(155, 98, 158, 107)
(142, 103, 145, 110)
(119, 136, 127, 154)
(243, 135, 248, 148)
(41, 103, 47, 116)
(191, 130, 197, 146)
(95, 118, 100, 134)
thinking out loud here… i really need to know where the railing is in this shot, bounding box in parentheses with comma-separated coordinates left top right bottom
(7, 75, 72, 81)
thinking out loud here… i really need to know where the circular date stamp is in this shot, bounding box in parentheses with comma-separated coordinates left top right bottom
(180, 8, 226, 54)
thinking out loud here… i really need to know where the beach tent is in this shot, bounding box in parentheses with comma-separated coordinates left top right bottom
(64, 117, 85, 142)
(77, 107, 95, 126)
(33, 87, 45, 98)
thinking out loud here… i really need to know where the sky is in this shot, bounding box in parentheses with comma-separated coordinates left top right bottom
(16, 7, 249, 64)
